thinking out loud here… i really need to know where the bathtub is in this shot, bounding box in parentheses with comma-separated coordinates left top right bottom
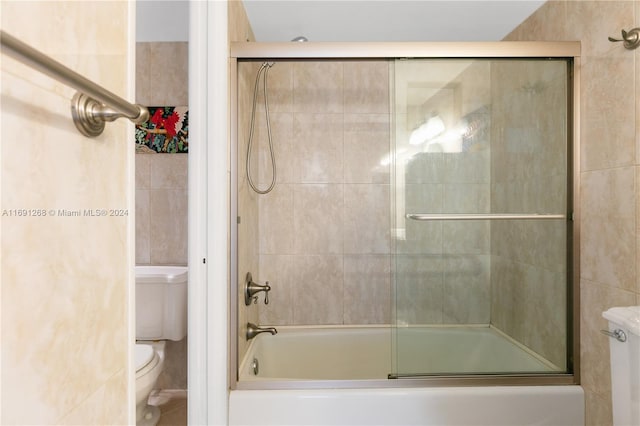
(230, 326, 584, 425)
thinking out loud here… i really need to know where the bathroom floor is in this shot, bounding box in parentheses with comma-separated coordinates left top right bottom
(153, 396, 187, 426)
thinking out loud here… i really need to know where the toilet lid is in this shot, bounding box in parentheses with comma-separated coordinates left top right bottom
(135, 344, 155, 372)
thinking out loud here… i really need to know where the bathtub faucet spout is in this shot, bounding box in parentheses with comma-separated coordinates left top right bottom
(246, 322, 278, 340)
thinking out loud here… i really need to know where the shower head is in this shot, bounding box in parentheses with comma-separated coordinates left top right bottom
(291, 36, 308, 42)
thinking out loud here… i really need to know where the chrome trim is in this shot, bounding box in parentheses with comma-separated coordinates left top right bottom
(246, 322, 278, 340)
(231, 41, 581, 59)
(236, 374, 577, 390)
(600, 329, 627, 343)
(244, 272, 272, 306)
(407, 213, 566, 221)
(230, 58, 240, 388)
(0, 30, 148, 137)
(570, 57, 581, 383)
(231, 43, 582, 390)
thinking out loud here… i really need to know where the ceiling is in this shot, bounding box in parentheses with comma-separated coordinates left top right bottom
(242, 1, 545, 42)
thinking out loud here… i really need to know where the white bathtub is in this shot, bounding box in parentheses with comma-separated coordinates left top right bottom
(239, 326, 561, 380)
(230, 326, 584, 425)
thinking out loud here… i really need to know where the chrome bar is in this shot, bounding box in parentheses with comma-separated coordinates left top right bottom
(407, 213, 566, 221)
(0, 30, 149, 137)
(600, 329, 627, 343)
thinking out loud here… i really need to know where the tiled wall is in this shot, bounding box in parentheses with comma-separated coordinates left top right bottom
(136, 42, 188, 390)
(135, 42, 188, 266)
(237, 60, 392, 326)
(1, 1, 132, 424)
(489, 59, 568, 368)
(394, 60, 492, 326)
(506, 1, 640, 424)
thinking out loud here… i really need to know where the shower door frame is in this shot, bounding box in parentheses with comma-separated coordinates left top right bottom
(229, 41, 581, 390)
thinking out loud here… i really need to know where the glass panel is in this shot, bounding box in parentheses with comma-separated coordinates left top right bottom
(391, 58, 570, 376)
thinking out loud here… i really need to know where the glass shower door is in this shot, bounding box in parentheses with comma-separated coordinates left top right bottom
(391, 58, 572, 377)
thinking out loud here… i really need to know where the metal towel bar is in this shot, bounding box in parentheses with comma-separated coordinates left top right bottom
(406, 213, 567, 221)
(0, 30, 149, 137)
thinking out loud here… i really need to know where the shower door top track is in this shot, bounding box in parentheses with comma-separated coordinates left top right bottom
(231, 41, 580, 59)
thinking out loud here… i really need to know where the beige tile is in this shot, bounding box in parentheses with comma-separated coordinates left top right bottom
(584, 389, 612, 426)
(255, 112, 295, 185)
(136, 153, 152, 189)
(443, 150, 490, 184)
(405, 152, 444, 184)
(293, 61, 343, 113)
(60, 369, 128, 426)
(136, 43, 152, 104)
(344, 60, 389, 114)
(566, 1, 634, 60)
(397, 184, 443, 255)
(1, 2, 127, 56)
(344, 114, 390, 184)
(343, 184, 390, 254)
(1, 3, 131, 422)
(146, 42, 188, 106)
(442, 183, 491, 254)
(444, 183, 489, 213)
(293, 113, 344, 183)
(256, 60, 294, 113)
(293, 184, 344, 254)
(524, 267, 567, 367)
(395, 255, 444, 324)
(150, 154, 188, 189)
(442, 221, 490, 255)
(580, 279, 637, 400)
(581, 56, 636, 171)
(489, 257, 532, 342)
(443, 255, 490, 324)
(149, 189, 188, 265)
(228, 0, 255, 42)
(581, 167, 636, 291)
(458, 62, 490, 116)
(343, 255, 391, 324)
(258, 255, 296, 325)
(258, 184, 295, 254)
(292, 255, 344, 325)
(136, 189, 151, 265)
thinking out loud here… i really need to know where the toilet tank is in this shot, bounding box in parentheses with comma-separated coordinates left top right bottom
(136, 266, 188, 341)
(603, 305, 640, 426)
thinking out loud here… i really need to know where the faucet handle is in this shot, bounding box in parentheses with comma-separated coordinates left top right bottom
(244, 273, 273, 305)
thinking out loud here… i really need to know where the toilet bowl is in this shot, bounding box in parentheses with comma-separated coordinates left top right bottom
(603, 305, 640, 426)
(135, 266, 188, 425)
(135, 342, 165, 425)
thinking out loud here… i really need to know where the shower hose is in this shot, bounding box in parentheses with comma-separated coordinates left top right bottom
(246, 62, 276, 194)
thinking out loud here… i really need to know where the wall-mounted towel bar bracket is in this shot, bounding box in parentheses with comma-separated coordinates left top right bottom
(1, 30, 149, 137)
(608, 27, 640, 50)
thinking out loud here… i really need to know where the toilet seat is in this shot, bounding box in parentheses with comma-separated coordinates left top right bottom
(135, 344, 160, 378)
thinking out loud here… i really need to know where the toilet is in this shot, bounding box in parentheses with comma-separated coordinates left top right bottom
(603, 305, 640, 426)
(135, 266, 188, 426)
